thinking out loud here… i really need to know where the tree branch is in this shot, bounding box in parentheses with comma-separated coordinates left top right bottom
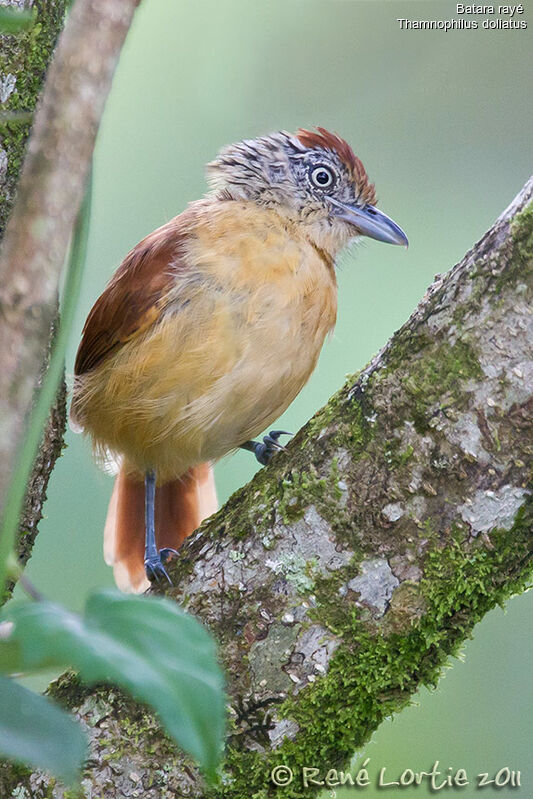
(0, 0, 140, 539)
(0, 0, 69, 601)
(2, 180, 532, 798)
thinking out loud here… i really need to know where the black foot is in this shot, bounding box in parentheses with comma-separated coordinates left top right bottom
(241, 430, 293, 465)
(144, 547, 178, 584)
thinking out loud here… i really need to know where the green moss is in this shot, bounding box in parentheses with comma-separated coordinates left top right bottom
(0, 0, 67, 236)
(511, 204, 533, 258)
(62, 787, 84, 799)
(451, 203, 532, 328)
(303, 372, 374, 457)
(46, 670, 88, 707)
(304, 385, 346, 443)
(387, 339, 483, 434)
(0, 760, 33, 795)
(215, 499, 532, 799)
(497, 204, 533, 294)
(384, 440, 414, 469)
(346, 397, 373, 454)
(277, 470, 327, 524)
(381, 331, 432, 375)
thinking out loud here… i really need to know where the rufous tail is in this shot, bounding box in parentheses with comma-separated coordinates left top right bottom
(104, 463, 218, 593)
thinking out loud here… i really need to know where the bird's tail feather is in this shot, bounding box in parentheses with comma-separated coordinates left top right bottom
(104, 463, 218, 593)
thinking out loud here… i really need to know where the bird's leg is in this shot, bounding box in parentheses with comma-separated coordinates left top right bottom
(144, 468, 178, 584)
(240, 430, 293, 466)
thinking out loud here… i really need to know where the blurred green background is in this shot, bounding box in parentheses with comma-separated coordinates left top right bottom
(15, 0, 532, 795)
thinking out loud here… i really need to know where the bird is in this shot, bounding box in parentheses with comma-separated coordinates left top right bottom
(71, 127, 408, 593)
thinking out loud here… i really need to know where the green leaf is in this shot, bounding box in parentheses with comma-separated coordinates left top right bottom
(0, 8, 35, 33)
(0, 590, 225, 777)
(0, 674, 86, 783)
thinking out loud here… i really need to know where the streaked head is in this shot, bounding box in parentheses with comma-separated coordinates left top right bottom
(207, 127, 408, 253)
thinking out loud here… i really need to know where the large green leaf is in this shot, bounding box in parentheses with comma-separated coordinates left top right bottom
(0, 590, 225, 777)
(0, 675, 86, 783)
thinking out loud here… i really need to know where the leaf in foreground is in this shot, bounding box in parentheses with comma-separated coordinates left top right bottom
(0, 674, 86, 783)
(0, 590, 225, 778)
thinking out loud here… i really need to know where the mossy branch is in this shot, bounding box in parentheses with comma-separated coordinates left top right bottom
(2, 179, 532, 798)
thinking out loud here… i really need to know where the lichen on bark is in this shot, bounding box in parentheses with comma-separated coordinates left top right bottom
(1, 181, 531, 798)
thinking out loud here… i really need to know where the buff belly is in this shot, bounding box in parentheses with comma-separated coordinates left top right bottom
(74, 209, 337, 482)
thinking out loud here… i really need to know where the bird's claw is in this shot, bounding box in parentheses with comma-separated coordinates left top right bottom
(144, 547, 178, 584)
(252, 430, 293, 465)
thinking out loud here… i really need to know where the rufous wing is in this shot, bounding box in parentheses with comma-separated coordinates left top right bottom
(72, 208, 219, 593)
(74, 213, 192, 377)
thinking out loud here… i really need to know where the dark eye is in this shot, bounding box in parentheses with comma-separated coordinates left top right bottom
(310, 165, 335, 190)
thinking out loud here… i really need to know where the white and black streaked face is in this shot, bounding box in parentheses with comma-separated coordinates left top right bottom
(207, 128, 408, 250)
(285, 145, 365, 223)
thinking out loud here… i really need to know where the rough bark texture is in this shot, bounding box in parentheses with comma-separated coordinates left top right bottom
(0, 0, 140, 530)
(1, 181, 532, 798)
(10, 318, 67, 580)
(0, 0, 68, 599)
(0, 0, 67, 238)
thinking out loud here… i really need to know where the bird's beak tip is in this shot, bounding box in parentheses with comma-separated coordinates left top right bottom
(331, 199, 408, 249)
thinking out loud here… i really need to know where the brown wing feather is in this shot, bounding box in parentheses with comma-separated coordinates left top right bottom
(74, 213, 192, 376)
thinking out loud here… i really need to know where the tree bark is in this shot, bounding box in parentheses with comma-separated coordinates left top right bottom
(2, 179, 531, 798)
(0, 0, 68, 598)
(0, 0, 66, 238)
(0, 0, 140, 598)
